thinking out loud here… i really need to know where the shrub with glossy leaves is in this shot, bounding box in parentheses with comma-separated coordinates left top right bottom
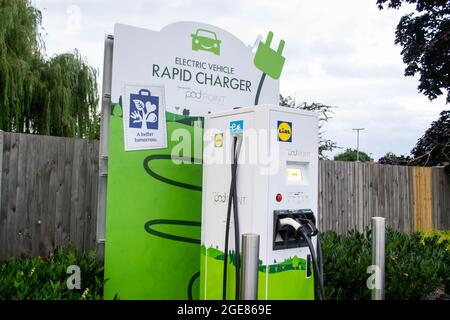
(321, 229, 450, 300)
(0, 246, 104, 300)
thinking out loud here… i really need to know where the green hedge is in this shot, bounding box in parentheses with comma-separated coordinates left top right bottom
(0, 246, 104, 300)
(1, 230, 449, 300)
(321, 229, 450, 300)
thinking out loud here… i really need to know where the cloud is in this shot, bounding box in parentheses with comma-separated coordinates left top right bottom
(321, 93, 444, 160)
(321, 60, 404, 79)
(32, 0, 446, 160)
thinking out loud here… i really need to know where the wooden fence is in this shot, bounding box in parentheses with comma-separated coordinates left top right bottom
(318, 160, 450, 234)
(0, 132, 99, 261)
(0, 131, 449, 260)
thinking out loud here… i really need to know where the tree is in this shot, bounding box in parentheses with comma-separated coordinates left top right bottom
(409, 110, 450, 166)
(334, 148, 373, 162)
(377, 0, 450, 103)
(279, 94, 338, 159)
(378, 152, 411, 165)
(0, 0, 99, 138)
(378, 111, 449, 168)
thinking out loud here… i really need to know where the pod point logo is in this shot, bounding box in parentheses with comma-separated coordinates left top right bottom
(277, 121, 292, 142)
(129, 89, 159, 129)
(213, 192, 247, 205)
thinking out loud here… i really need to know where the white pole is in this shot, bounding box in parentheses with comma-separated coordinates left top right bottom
(96, 35, 114, 259)
(371, 217, 385, 300)
(352, 128, 365, 162)
(356, 130, 360, 161)
(240, 234, 260, 300)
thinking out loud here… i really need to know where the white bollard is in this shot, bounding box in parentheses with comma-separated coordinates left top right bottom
(240, 233, 260, 300)
(371, 217, 385, 300)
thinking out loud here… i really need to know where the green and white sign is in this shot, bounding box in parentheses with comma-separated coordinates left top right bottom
(112, 22, 281, 117)
(104, 22, 284, 299)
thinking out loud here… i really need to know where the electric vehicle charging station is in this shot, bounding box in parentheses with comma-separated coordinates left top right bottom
(200, 105, 323, 300)
(100, 22, 283, 299)
(99, 21, 326, 300)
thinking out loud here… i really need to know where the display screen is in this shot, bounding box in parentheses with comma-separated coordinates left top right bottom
(286, 161, 309, 185)
(286, 167, 303, 182)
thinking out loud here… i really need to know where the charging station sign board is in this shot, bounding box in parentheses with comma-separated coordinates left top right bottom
(112, 23, 280, 150)
(104, 22, 282, 299)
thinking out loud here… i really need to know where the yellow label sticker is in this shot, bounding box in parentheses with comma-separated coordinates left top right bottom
(214, 133, 223, 147)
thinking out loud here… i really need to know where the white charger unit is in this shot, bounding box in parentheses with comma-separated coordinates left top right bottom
(200, 104, 319, 300)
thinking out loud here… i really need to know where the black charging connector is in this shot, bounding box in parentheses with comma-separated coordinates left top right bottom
(273, 210, 326, 300)
(273, 209, 316, 250)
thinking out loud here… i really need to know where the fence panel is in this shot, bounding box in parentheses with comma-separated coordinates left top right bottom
(432, 168, 450, 230)
(0, 132, 99, 261)
(0, 131, 448, 259)
(318, 161, 448, 234)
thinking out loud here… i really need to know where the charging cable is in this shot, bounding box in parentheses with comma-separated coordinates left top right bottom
(223, 135, 243, 300)
(278, 217, 326, 300)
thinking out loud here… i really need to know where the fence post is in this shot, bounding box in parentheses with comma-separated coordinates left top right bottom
(371, 217, 385, 300)
(240, 233, 260, 300)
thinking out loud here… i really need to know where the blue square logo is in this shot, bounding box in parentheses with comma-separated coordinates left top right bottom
(229, 120, 244, 134)
(129, 89, 159, 129)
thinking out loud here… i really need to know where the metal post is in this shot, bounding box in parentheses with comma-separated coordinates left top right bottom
(96, 35, 114, 260)
(356, 130, 360, 161)
(240, 234, 260, 300)
(352, 128, 365, 162)
(371, 217, 385, 300)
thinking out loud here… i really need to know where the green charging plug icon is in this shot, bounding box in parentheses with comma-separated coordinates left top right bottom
(253, 31, 286, 105)
(254, 31, 285, 79)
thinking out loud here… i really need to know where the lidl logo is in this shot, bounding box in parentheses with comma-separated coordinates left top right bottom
(214, 133, 223, 147)
(230, 120, 244, 135)
(277, 121, 292, 142)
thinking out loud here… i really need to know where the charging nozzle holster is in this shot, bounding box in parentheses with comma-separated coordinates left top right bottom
(273, 209, 317, 251)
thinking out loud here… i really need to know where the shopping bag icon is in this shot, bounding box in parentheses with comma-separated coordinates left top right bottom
(129, 89, 159, 129)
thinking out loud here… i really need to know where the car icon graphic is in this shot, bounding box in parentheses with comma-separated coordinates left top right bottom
(191, 28, 221, 56)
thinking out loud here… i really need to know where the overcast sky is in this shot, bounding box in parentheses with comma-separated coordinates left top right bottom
(32, 0, 447, 159)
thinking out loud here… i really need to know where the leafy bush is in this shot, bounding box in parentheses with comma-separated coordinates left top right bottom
(334, 148, 373, 162)
(423, 230, 450, 250)
(2, 231, 449, 300)
(320, 230, 372, 299)
(321, 229, 450, 300)
(0, 246, 104, 300)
